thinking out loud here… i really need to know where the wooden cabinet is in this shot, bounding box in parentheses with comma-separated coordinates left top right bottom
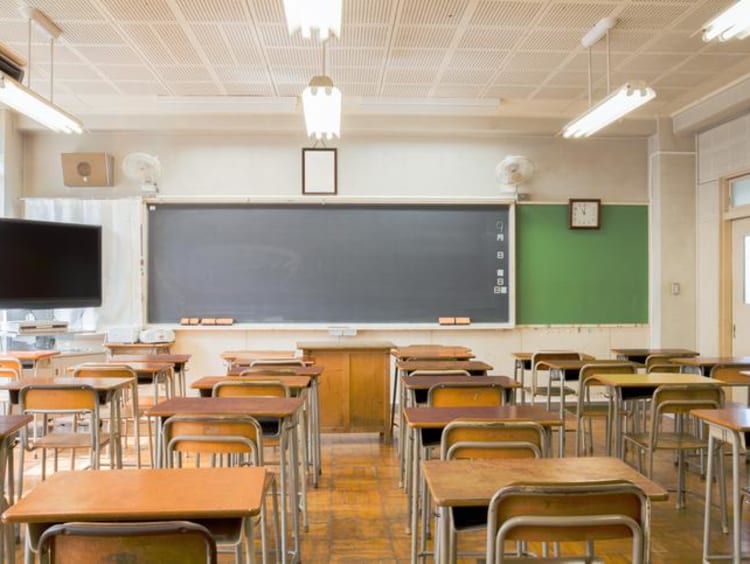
(297, 341, 394, 435)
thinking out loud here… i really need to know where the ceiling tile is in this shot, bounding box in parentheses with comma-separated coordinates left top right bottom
(653, 72, 711, 88)
(678, 53, 747, 73)
(433, 84, 485, 97)
(58, 79, 119, 94)
(671, 0, 735, 32)
(519, 29, 583, 51)
(115, 81, 170, 95)
(101, 0, 175, 21)
(448, 50, 507, 69)
(343, 0, 393, 25)
(337, 83, 379, 96)
(223, 82, 275, 95)
(470, 1, 545, 27)
(644, 32, 706, 53)
(484, 84, 536, 98)
(440, 68, 495, 84)
(381, 84, 432, 96)
(154, 65, 207, 82)
(388, 49, 447, 69)
(532, 85, 585, 100)
(330, 67, 381, 83)
(334, 25, 389, 48)
(616, 53, 689, 73)
(74, 44, 143, 65)
(27, 0, 105, 21)
(58, 21, 126, 45)
(504, 51, 570, 71)
(400, 0, 469, 25)
(618, 3, 695, 31)
(394, 26, 456, 49)
(173, 0, 248, 22)
(152, 23, 202, 65)
(214, 66, 269, 82)
(494, 69, 551, 85)
(167, 81, 222, 95)
(223, 24, 263, 63)
(191, 24, 235, 65)
(330, 48, 387, 67)
(100, 65, 158, 81)
(384, 68, 437, 83)
(249, 0, 286, 24)
(266, 48, 322, 67)
(536, 3, 618, 29)
(459, 27, 524, 50)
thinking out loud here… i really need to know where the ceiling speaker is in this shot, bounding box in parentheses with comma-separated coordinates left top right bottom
(61, 152, 114, 187)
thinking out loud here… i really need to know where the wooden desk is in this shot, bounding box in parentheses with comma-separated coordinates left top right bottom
(403, 405, 562, 564)
(0, 377, 133, 472)
(298, 340, 393, 436)
(670, 356, 750, 375)
(395, 360, 492, 374)
(147, 396, 304, 562)
(594, 372, 714, 457)
(111, 361, 175, 402)
(2, 467, 267, 564)
(511, 351, 594, 405)
(221, 349, 299, 364)
(4, 351, 60, 376)
(692, 408, 750, 563)
(104, 342, 172, 355)
(228, 365, 322, 377)
(423, 456, 668, 564)
(0, 415, 31, 564)
(611, 347, 698, 364)
(108, 354, 191, 396)
(400, 374, 517, 405)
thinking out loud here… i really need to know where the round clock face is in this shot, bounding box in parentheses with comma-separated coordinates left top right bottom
(571, 201, 599, 228)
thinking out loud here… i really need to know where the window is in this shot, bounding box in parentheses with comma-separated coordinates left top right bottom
(730, 176, 750, 208)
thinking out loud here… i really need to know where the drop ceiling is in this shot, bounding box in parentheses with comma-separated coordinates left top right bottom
(0, 0, 747, 134)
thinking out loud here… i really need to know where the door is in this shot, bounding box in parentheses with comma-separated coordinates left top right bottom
(731, 216, 750, 356)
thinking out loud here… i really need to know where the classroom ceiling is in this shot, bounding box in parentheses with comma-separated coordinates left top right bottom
(0, 0, 747, 134)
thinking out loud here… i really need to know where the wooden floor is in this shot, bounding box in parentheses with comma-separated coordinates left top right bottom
(12, 422, 750, 562)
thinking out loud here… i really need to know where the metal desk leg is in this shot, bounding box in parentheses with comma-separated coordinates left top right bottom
(410, 426, 420, 564)
(389, 361, 399, 443)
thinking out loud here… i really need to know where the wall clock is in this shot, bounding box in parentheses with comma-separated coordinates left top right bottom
(569, 198, 601, 229)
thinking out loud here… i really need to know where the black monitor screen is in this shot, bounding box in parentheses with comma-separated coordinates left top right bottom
(0, 218, 102, 308)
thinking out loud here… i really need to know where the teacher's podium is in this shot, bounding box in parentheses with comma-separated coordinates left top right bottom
(298, 340, 393, 437)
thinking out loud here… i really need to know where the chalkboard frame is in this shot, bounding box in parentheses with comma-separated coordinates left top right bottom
(144, 199, 516, 329)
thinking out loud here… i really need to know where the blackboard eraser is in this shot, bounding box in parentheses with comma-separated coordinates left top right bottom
(179, 318, 190, 325)
(455, 317, 471, 325)
(438, 317, 456, 325)
(189, 318, 200, 325)
(216, 318, 234, 325)
(201, 318, 217, 325)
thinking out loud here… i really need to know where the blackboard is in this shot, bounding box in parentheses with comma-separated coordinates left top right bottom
(516, 204, 648, 324)
(147, 203, 511, 324)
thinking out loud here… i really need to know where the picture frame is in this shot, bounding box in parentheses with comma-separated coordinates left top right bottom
(302, 148, 338, 195)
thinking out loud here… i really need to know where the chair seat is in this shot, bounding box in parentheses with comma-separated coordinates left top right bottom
(524, 386, 576, 397)
(625, 432, 708, 451)
(31, 431, 111, 449)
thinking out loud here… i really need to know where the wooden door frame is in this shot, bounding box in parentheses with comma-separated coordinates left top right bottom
(719, 169, 750, 355)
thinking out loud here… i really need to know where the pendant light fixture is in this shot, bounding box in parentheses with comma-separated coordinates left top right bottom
(562, 17, 655, 138)
(282, 0, 342, 41)
(302, 44, 341, 140)
(703, 0, 750, 42)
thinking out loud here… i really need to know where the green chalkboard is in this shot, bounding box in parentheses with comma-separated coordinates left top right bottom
(516, 204, 648, 324)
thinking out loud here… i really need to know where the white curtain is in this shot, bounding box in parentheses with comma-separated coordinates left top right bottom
(24, 198, 143, 331)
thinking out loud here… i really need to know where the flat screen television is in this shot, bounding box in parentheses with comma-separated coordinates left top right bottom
(0, 218, 102, 308)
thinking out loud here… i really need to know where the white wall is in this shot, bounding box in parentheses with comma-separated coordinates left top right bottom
(20, 130, 651, 385)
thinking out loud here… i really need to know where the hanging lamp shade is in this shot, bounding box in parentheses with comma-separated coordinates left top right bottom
(283, 0, 342, 41)
(302, 75, 341, 140)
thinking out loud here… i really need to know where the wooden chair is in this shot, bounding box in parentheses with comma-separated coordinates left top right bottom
(72, 363, 143, 468)
(0, 357, 22, 377)
(525, 351, 583, 408)
(622, 383, 725, 510)
(37, 520, 217, 564)
(439, 420, 546, 562)
(18, 384, 111, 496)
(250, 359, 305, 368)
(486, 480, 650, 563)
(568, 363, 637, 456)
(646, 354, 681, 373)
(164, 414, 279, 564)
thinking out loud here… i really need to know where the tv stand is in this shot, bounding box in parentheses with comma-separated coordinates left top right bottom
(2, 320, 69, 335)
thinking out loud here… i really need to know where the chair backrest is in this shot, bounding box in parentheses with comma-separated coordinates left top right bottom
(0, 356, 22, 376)
(487, 480, 648, 564)
(72, 363, 137, 379)
(645, 354, 680, 371)
(709, 365, 750, 385)
(20, 385, 98, 413)
(0, 367, 20, 382)
(408, 370, 472, 378)
(212, 380, 290, 398)
(577, 363, 637, 411)
(163, 414, 263, 464)
(38, 520, 217, 564)
(651, 383, 724, 418)
(532, 351, 582, 370)
(440, 420, 546, 460)
(427, 383, 504, 407)
(250, 358, 305, 367)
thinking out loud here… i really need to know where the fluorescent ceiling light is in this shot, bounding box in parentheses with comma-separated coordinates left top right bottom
(581, 17, 618, 48)
(283, 0, 342, 41)
(302, 75, 341, 140)
(0, 72, 82, 134)
(703, 0, 750, 42)
(562, 82, 655, 138)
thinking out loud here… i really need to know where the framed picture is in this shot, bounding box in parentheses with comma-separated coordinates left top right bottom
(302, 148, 338, 195)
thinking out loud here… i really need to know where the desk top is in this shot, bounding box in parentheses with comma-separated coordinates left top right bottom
(108, 354, 191, 365)
(0, 415, 32, 438)
(228, 365, 322, 377)
(298, 340, 395, 351)
(400, 375, 518, 390)
(611, 348, 698, 358)
(192, 375, 312, 392)
(392, 345, 474, 360)
(670, 356, 750, 367)
(396, 360, 492, 372)
(115, 361, 175, 374)
(221, 350, 299, 361)
(593, 372, 712, 387)
(403, 405, 562, 428)
(423, 457, 668, 507)
(3, 467, 267, 523)
(691, 408, 750, 431)
(147, 396, 304, 418)
(0, 376, 134, 392)
(4, 350, 60, 362)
